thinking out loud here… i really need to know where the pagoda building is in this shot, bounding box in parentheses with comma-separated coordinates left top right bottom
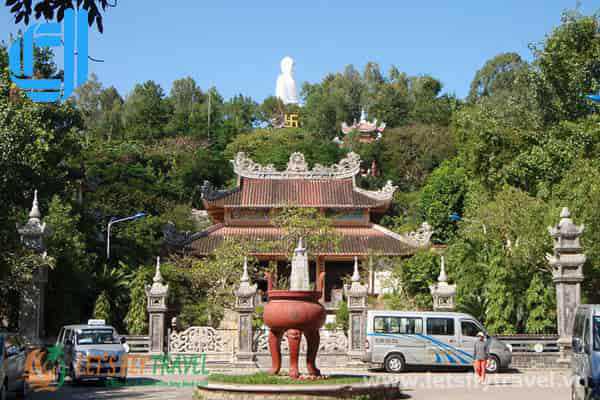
(334, 110, 386, 177)
(173, 152, 431, 309)
(338, 109, 386, 145)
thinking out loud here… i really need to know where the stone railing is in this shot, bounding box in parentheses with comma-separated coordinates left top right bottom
(254, 328, 348, 354)
(168, 327, 236, 355)
(123, 335, 151, 353)
(497, 334, 559, 353)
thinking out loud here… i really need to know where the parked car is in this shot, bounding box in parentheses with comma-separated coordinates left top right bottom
(362, 310, 512, 373)
(0, 333, 28, 399)
(571, 304, 600, 400)
(55, 320, 127, 384)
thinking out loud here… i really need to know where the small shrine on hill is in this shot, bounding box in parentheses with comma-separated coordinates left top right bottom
(334, 109, 386, 177)
(338, 109, 386, 145)
(170, 151, 432, 311)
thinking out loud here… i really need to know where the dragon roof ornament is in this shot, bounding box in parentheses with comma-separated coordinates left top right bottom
(231, 151, 362, 179)
(354, 180, 397, 201)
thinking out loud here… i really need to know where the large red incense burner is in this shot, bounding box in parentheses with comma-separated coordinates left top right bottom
(262, 272, 326, 379)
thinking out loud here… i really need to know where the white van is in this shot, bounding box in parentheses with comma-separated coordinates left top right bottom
(362, 310, 512, 373)
(571, 305, 600, 400)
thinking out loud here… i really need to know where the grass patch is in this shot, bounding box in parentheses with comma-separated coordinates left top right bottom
(208, 372, 367, 385)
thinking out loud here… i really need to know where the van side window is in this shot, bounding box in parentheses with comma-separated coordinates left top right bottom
(461, 320, 480, 337)
(427, 318, 455, 336)
(374, 317, 387, 333)
(57, 328, 65, 344)
(373, 317, 423, 334)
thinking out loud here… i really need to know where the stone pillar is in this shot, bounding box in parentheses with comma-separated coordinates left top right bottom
(234, 257, 258, 368)
(290, 238, 309, 290)
(17, 190, 49, 344)
(547, 207, 585, 364)
(344, 257, 368, 365)
(429, 256, 457, 311)
(145, 257, 169, 354)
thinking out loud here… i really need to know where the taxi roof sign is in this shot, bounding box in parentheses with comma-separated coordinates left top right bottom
(87, 319, 106, 326)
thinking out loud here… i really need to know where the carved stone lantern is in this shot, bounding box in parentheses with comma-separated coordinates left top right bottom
(547, 207, 585, 364)
(17, 190, 49, 343)
(234, 257, 258, 368)
(429, 256, 456, 311)
(146, 257, 169, 354)
(344, 257, 368, 364)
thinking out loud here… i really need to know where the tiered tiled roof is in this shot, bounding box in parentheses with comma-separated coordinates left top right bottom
(181, 152, 431, 258)
(187, 224, 418, 256)
(204, 178, 384, 208)
(202, 152, 397, 210)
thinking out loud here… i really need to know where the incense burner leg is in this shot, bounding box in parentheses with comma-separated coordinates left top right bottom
(287, 329, 302, 379)
(305, 328, 321, 376)
(268, 329, 283, 375)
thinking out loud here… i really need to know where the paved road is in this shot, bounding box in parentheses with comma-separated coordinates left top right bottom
(20, 371, 570, 400)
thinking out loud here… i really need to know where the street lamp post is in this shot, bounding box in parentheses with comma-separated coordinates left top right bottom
(106, 212, 146, 259)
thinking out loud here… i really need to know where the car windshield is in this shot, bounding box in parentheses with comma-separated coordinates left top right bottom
(77, 329, 118, 345)
(594, 317, 600, 351)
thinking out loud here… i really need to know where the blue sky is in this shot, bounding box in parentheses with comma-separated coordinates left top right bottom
(1, 1, 597, 101)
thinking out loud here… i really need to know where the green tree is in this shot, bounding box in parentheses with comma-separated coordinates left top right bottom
(93, 291, 112, 324)
(167, 77, 204, 136)
(385, 251, 437, 310)
(123, 80, 171, 140)
(467, 52, 528, 103)
(419, 159, 468, 243)
(525, 273, 556, 334)
(125, 269, 149, 334)
(533, 13, 600, 123)
(44, 196, 93, 333)
(71, 73, 103, 140)
(224, 128, 343, 170)
(379, 124, 455, 191)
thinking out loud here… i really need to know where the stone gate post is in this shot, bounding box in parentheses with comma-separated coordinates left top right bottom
(146, 257, 169, 354)
(547, 207, 585, 364)
(17, 190, 49, 344)
(234, 257, 258, 368)
(344, 257, 368, 365)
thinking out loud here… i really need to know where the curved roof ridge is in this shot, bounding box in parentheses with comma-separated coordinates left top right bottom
(231, 151, 361, 180)
(353, 180, 397, 202)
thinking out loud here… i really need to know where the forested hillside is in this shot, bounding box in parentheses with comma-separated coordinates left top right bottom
(1, 10, 599, 335)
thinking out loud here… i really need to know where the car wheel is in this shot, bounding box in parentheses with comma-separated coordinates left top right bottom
(384, 354, 406, 373)
(486, 355, 501, 374)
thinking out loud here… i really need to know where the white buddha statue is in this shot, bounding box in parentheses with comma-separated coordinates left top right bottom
(275, 56, 299, 105)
